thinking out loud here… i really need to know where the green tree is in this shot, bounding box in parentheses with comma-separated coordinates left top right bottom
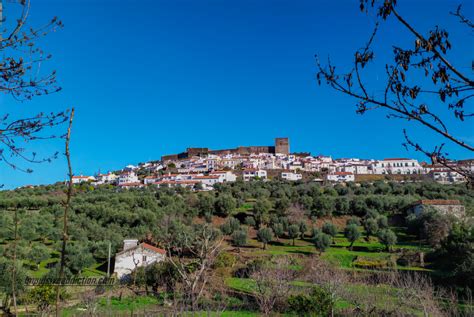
(272, 223, 284, 240)
(28, 245, 50, 270)
(377, 215, 389, 229)
(313, 232, 331, 254)
(363, 218, 379, 241)
(231, 229, 248, 247)
(344, 224, 361, 251)
(257, 228, 274, 250)
(65, 243, 94, 274)
(244, 216, 256, 228)
(347, 216, 361, 226)
(322, 222, 337, 242)
(253, 198, 272, 228)
(288, 224, 300, 246)
(288, 287, 333, 316)
(299, 221, 308, 238)
(215, 194, 236, 216)
(220, 217, 240, 235)
(378, 229, 397, 252)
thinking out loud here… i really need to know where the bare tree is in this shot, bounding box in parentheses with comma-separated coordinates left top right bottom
(162, 223, 224, 311)
(300, 257, 348, 317)
(316, 0, 473, 184)
(349, 271, 451, 316)
(55, 108, 74, 317)
(1, 0, 66, 174)
(251, 257, 296, 315)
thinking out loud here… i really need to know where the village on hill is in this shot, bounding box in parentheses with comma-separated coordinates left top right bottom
(68, 137, 473, 191)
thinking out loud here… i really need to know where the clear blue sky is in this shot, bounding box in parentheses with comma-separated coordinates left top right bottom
(2, 0, 473, 188)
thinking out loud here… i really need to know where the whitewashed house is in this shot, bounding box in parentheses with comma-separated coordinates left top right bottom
(429, 169, 466, 184)
(209, 170, 237, 182)
(93, 173, 117, 185)
(281, 171, 303, 181)
(243, 169, 267, 181)
(118, 171, 139, 185)
(71, 175, 95, 184)
(192, 175, 221, 187)
(114, 239, 166, 279)
(371, 158, 422, 175)
(326, 172, 355, 182)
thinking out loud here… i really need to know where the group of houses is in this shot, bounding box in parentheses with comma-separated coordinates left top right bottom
(71, 155, 472, 190)
(70, 138, 473, 189)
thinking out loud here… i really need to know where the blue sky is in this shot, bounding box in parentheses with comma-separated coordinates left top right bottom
(1, 0, 473, 188)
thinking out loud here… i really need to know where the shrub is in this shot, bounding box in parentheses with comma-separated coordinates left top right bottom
(220, 217, 240, 235)
(231, 229, 248, 247)
(378, 229, 397, 252)
(322, 222, 337, 238)
(313, 232, 331, 254)
(287, 287, 333, 316)
(288, 224, 300, 246)
(244, 216, 256, 228)
(257, 228, 274, 249)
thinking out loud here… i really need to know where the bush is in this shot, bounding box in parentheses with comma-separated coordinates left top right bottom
(287, 287, 333, 316)
(322, 222, 337, 238)
(257, 227, 274, 249)
(313, 232, 331, 254)
(220, 217, 240, 235)
(214, 252, 237, 269)
(231, 229, 248, 247)
(244, 216, 256, 228)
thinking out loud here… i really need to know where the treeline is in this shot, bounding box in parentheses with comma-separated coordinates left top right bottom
(0, 180, 472, 276)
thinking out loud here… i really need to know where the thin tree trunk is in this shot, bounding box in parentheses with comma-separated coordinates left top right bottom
(55, 108, 75, 317)
(11, 208, 18, 316)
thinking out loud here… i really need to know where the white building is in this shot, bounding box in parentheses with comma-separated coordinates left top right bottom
(371, 158, 422, 175)
(71, 175, 95, 184)
(114, 239, 166, 279)
(209, 170, 237, 182)
(326, 172, 355, 182)
(118, 171, 139, 185)
(429, 169, 466, 184)
(281, 171, 302, 181)
(93, 173, 117, 185)
(192, 175, 221, 187)
(243, 169, 267, 181)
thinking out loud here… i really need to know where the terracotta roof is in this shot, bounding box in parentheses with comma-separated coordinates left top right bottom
(142, 243, 166, 255)
(414, 200, 462, 206)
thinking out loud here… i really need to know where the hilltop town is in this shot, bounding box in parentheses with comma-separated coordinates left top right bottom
(70, 138, 474, 190)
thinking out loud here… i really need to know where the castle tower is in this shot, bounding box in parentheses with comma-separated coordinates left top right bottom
(275, 137, 289, 155)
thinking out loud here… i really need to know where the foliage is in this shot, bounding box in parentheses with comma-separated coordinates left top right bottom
(378, 229, 398, 252)
(344, 224, 361, 250)
(257, 228, 274, 250)
(231, 229, 248, 247)
(313, 232, 331, 254)
(287, 287, 333, 316)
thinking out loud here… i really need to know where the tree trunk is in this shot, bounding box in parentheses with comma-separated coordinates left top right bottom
(349, 241, 354, 251)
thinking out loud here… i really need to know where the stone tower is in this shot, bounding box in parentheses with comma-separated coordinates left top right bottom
(275, 137, 289, 155)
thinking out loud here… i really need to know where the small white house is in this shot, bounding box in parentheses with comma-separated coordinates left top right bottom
(114, 239, 166, 279)
(118, 171, 139, 185)
(326, 172, 355, 182)
(243, 169, 267, 181)
(71, 175, 95, 184)
(281, 171, 302, 181)
(93, 173, 117, 185)
(209, 170, 237, 182)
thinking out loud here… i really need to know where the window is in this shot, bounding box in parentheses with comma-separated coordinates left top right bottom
(142, 255, 147, 262)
